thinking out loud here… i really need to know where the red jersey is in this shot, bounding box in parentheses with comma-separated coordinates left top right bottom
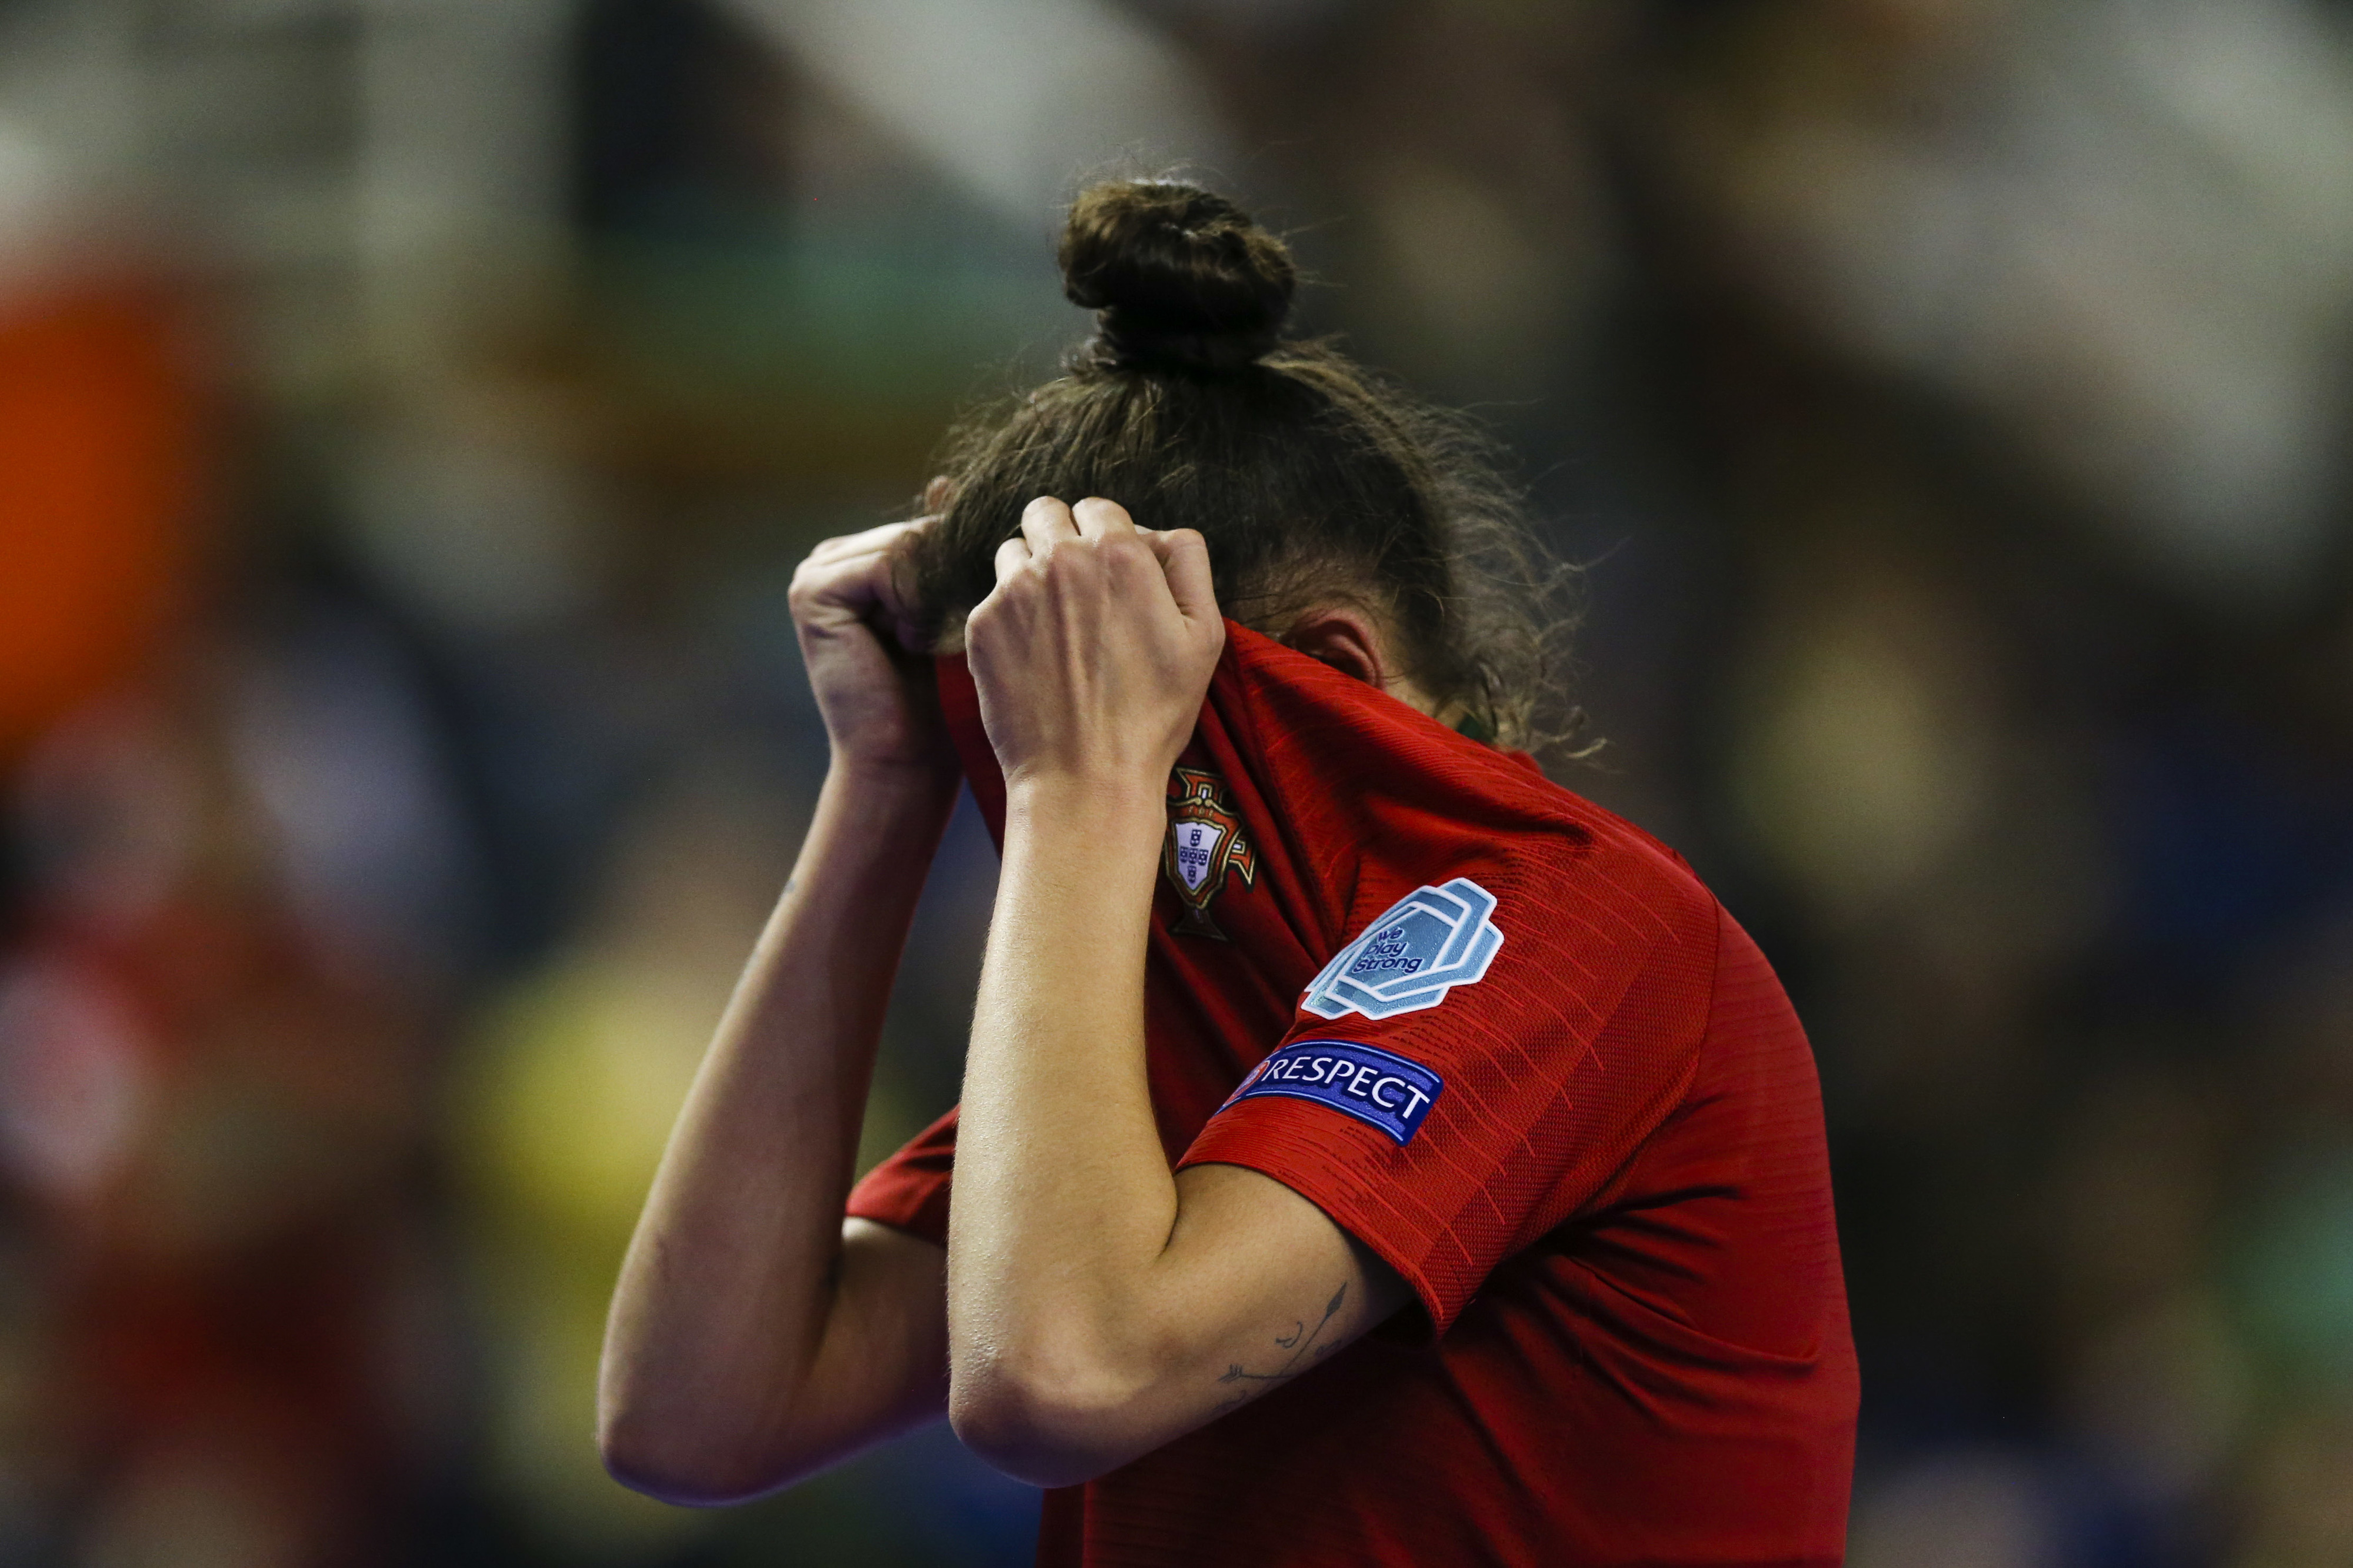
(849, 624, 1857, 1567)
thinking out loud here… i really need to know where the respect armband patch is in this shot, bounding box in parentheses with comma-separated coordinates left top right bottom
(1223, 1039, 1443, 1146)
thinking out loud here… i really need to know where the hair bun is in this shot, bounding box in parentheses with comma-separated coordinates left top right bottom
(1059, 179, 1295, 373)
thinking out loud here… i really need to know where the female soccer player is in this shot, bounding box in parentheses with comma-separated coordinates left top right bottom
(598, 181, 1858, 1566)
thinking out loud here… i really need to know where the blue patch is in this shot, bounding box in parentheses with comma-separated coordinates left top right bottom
(1299, 878, 1504, 1022)
(1225, 1039, 1443, 1145)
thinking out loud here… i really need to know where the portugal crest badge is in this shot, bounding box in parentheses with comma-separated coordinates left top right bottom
(1162, 767, 1257, 940)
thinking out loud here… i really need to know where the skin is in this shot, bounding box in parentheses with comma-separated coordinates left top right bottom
(599, 492, 1417, 1502)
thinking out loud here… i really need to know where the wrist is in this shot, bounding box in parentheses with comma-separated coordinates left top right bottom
(1003, 770, 1167, 858)
(828, 742, 960, 783)
(822, 753, 962, 818)
(1005, 768, 1166, 823)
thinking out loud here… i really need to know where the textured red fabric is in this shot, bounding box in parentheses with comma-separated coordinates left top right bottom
(846, 623, 1857, 1566)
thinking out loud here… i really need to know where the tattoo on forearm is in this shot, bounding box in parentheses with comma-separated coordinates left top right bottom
(1214, 1283, 1350, 1412)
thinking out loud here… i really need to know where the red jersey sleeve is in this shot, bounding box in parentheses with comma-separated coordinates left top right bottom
(1176, 831, 1719, 1337)
(845, 1106, 958, 1245)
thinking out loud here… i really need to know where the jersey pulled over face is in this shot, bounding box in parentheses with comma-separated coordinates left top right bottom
(850, 623, 1858, 1568)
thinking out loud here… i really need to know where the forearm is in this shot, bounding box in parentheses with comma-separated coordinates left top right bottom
(954, 775, 1175, 1300)
(947, 776, 1209, 1463)
(600, 758, 958, 1498)
(947, 770, 1411, 1487)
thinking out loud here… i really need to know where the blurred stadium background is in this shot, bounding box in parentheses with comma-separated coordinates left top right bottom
(4, 0, 2352, 1563)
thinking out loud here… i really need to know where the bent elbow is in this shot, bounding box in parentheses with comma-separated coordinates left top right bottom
(597, 1402, 791, 1509)
(947, 1353, 1148, 1489)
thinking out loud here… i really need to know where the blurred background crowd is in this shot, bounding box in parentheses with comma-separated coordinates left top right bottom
(2, 0, 2351, 1563)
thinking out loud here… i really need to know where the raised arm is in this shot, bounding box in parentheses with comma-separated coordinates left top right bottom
(947, 498, 1410, 1488)
(598, 518, 961, 1504)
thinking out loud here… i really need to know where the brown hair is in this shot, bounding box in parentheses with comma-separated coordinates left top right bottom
(905, 178, 1575, 752)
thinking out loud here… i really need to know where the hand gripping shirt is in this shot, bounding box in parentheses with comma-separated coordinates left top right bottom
(849, 623, 1858, 1567)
